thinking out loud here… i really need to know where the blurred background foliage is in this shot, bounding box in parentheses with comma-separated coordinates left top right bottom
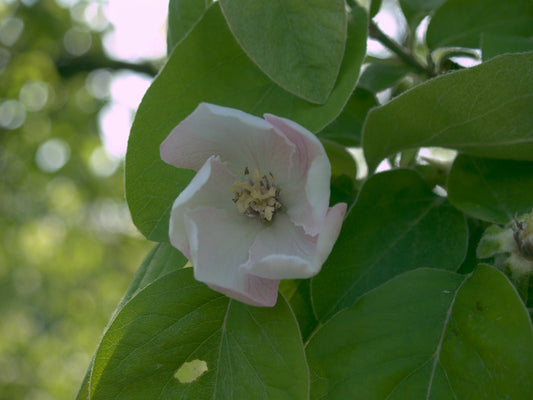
(0, 1, 161, 398)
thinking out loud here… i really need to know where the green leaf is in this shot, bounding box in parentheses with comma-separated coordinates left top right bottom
(362, 52, 533, 172)
(330, 174, 358, 210)
(370, 0, 382, 17)
(482, 33, 533, 61)
(426, 0, 533, 50)
(448, 155, 533, 225)
(306, 265, 533, 400)
(322, 139, 356, 179)
(88, 268, 308, 400)
(398, 0, 447, 30)
(318, 87, 377, 147)
(76, 244, 187, 400)
(311, 169, 467, 321)
(457, 217, 488, 275)
(358, 61, 410, 94)
(322, 139, 358, 208)
(220, 0, 347, 104)
(399, 0, 447, 14)
(126, 3, 367, 241)
(280, 279, 318, 342)
(167, 0, 211, 51)
(117, 243, 187, 309)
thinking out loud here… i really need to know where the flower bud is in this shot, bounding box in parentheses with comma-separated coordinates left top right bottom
(513, 212, 533, 259)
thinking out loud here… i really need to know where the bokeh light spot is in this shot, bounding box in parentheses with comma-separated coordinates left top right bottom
(17, 217, 66, 264)
(35, 138, 71, 173)
(83, 3, 108, 31)
(19, 81, 49, 112)
(0, 17, 24, 46)
(89, 146, 119, 177)
(0, 99, 26, 130)
(64, 27, 92, 56)
(86, 69, 112, 99)
(55, 0, 82, 9)
(89, 199, 135, 235)
(46, 177, 82, 217)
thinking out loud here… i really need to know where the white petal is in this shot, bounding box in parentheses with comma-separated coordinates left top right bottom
(184, 206, 278, 307)
(242, 203, 346, 280)
(242, 213, 320, 280)
(168, 156, 237, 258)
(264, 114, 331, 236)
(160, 103, 295, 180)
(315, 202, 347, 266)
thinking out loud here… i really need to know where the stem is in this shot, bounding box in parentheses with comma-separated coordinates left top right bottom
(56, 54, 159, 77)
(368, 20, 432, 76)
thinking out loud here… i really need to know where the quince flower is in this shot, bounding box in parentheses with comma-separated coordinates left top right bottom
(160, 103, 346, 306)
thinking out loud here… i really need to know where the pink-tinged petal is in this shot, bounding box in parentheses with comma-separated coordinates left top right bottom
(263, 114, 325, 173)
(264, 114, 331, 236)
(242, 213, 320, 280)
(208, 281, 279, 307)
(242, 204, 346, 280)
(168, 156, 237, 258)
(315, 202, 347, 265)
(160, 103, 295, 180)
(183, 206, 278, 307)
(281, 154, 331, 236)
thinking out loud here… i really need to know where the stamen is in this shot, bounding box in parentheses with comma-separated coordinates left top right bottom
(231, 167, 283, 222)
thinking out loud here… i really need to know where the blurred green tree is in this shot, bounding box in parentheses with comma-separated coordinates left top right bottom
(0, 1, 158, 398)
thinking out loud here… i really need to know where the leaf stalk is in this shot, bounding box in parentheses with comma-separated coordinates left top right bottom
(368, 20, 433, 77)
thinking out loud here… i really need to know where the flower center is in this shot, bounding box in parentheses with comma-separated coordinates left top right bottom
(231, 167, 282, 223)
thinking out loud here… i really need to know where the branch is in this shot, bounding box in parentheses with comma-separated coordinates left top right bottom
(56, 54, 159, 77)
(368, 20, 433, 76)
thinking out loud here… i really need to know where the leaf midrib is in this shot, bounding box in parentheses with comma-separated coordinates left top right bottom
(424, 273, 469, 399)
(323, 197, 443, 320)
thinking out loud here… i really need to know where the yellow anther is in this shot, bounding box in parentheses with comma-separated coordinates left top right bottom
(231, 168, 282, 222)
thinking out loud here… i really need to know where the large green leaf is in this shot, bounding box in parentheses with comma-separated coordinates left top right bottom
(219, 0, 347, 104)
(306, 265, 533, 400)
(426, 0, 533, 50)
(481, 33, 533, 61)
(311, 169, 467, 321)
(398, 0, 447, 30)
(167, 0, 211, 51)
(322, 139, 357, 179)
(280, 279, 318, 342)
(358, 61, 410, 94)
(77, 244, 187, 400)
(448, 155, 533, 225)
(116, 243, 187, 308)
(322, 138, 359, 212)
(126, 3, 367, 241)
(399, 0, 446, 13)
(318, 87, 377, 147)
(370, 0, 382, 17)
(87, 268, 308, 400)
(362, 52, 533, 172)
